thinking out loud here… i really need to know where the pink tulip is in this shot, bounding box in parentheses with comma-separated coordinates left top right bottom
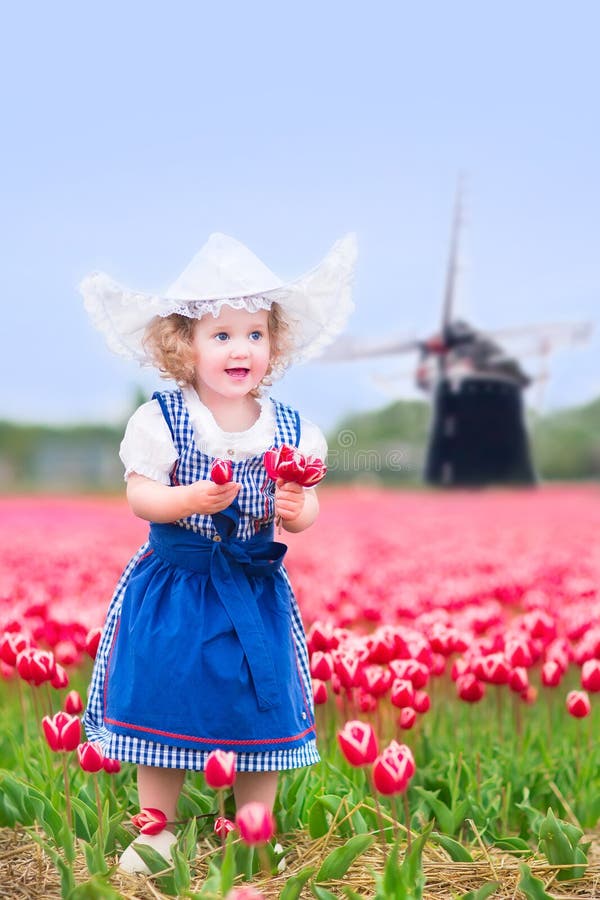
(205, 749, 236, 789)
(210, 458, 233, 485)
(77, 741, 104, 773)
(103, 757, 121, 774)
(337, 720, 378, 766)
(566, 690, 591, 719)
(235, 802, 275, 845)
(41, 712, 81, 752)
(214, 816, 236, 839)
(64, 690, 83, 715)
(131, 807, 168, 835)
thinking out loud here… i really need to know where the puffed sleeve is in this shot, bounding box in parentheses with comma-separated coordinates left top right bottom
(298, 416, 328, 461)
(119, 401, 178, 485)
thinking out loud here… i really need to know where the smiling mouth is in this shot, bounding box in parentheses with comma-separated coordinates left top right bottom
(226, 367, 250, 378)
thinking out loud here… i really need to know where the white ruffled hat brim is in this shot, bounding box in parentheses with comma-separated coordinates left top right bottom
(80, 232, 357, 373)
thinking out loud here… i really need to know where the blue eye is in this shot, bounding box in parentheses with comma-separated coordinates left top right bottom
(215, 332, 229, 342)
(249, 331, 263, 341)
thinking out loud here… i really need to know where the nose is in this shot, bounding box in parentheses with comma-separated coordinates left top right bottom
(229, 338, 250, 359)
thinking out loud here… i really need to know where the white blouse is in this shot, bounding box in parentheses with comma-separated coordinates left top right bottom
(120, 385, 328, 485)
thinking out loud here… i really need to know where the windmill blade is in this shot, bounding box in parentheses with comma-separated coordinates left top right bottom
(484, 321, 593, 346)
(440, 177, 465, 338)
(319, 334, 421, 362)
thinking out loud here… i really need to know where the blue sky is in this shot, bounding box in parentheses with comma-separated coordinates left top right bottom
(1, 1, 598, 431)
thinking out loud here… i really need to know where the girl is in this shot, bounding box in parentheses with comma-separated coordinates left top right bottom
(80, 232, 356, 872)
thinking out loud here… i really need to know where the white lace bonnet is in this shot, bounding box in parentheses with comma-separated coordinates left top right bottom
(80, 232, 357, 376)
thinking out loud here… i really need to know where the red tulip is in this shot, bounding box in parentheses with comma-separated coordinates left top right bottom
(390, 678, 415, 709)
(214, 816, 236, 839)
(334, 652, 362, 689)
(456, 673, 485, 703)
(0, 632, 30, 666)
(103, 757, 121, 774)
(210, 458, 233, 485)
(386, 741, 416, 778)
(361, 664, 393, 697)
(337, 720, 378, 766)
(310, 651, 334, 681)
(357, 689, 377, 713)
(77, 741, 104, 773)
(205, 749, 236, 789)
(509, 667, 529, 694)
(131, 807, 168, 835)
(51, 664, 69, 690)
(64, 690, 84, 715)
(542, 660, 563, 687)
(225, 886, 267, 900)
(301, 458, 328, 487)
(566, 690, 591, 719)
(307, 621, 338, 653)
(41, 712, 81, 752)
(263, 444, 327, 487)
(581, 659, 600, 692)
(85, 628, 102, 660)
(235, 802, 275, 845)
(412, 690, 431, 714)
(371, 742, 415, 795)
(505, 638, 534, 669)
(312, 679, 328, 705)
(16, 648, 55, 686)
(398, 707, 417, 729)
(389, 659, 429, 689)
(474, 653, 510, 685)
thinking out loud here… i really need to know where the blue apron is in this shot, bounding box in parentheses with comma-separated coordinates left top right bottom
(103, 503, 315, 752)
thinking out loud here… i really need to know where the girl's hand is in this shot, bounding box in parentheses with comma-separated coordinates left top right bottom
(275, 478, 306, 523)
(186, 479, 240, 515)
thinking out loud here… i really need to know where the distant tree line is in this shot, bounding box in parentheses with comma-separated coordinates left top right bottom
(0, 395, 598, 492)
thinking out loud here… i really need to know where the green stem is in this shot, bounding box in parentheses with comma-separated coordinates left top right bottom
(16, 678, 29, 747)
(61, 753, 73, 833)
(403, 790, 412, 852)
(93, 774, 104, 852)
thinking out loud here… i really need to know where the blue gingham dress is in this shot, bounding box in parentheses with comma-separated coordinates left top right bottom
(84, 390, 319, 771)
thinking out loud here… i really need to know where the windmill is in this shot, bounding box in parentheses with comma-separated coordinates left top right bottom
(324, 188, 593, 487)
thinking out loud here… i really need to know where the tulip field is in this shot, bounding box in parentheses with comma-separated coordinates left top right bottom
(2, 486, 600, 899)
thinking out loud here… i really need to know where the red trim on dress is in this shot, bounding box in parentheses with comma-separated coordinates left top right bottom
(103, 715, 315, 746)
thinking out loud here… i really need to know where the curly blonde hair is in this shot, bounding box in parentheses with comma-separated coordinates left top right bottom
(142, 303, 293, 395)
